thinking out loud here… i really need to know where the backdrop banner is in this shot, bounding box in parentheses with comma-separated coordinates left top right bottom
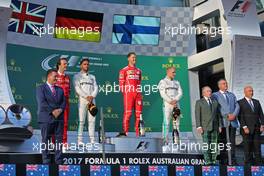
(6, 44, 191, 132)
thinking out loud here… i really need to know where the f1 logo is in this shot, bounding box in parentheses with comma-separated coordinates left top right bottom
(136, 141, 149, 151)
(230, 0, 251, 13)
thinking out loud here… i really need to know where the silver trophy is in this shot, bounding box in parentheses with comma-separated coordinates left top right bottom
(6, 104, 31, 127)
(0, 105, 6, 125)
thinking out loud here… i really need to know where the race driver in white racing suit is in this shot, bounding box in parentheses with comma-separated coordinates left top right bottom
(158, 66, 182, 145)
(73, 58, 98, 144)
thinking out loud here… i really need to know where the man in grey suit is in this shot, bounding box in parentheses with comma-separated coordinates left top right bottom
(195, 86, 222, 165)
(212, 79, 240, 165)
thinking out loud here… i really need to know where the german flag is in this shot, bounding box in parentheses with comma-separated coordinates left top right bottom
(54, 8, 103, 42)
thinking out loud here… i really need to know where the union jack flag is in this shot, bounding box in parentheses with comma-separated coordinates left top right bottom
(120, 166, 130, 171)
(8, 0, 47, 36)
(59, 165, 69, 171)
(26, 165, 38, 171)
(90, 165, 101, 171)
(0, 164, 4, 171)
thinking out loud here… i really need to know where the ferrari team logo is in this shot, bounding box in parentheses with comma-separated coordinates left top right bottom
(127, 70, 134, 74)
(119, 74, 124, 79)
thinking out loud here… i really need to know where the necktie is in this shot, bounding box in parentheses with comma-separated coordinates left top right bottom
(249, 100, 254, 112)
(208, 98, 212, 111)
(224, 92, 229, 104)
(51, 85, 56, 96)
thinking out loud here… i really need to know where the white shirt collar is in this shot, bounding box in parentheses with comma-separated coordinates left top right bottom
(46, 82, 51, 86)
(219, 90, 227, 94)
(165, 76, 173, 81)
(204, 96, 211, 101)
(58, 71, 65, 76)
(245, 97, 252, 102)
(46, 81, 54, 90)
(46, 82, 54, 89)
(81, 71, 88, 76)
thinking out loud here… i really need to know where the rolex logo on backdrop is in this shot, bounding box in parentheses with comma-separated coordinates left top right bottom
(35, 77, 47, 87)
(11, 86, 23, 100)
(162, 58, 180, 69)
(7, 59, 22, 72)
(104, 106, 119, 119)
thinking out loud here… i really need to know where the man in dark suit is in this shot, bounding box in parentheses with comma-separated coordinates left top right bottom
(195, 86, 222, 165)
(36, 69, 66, 164)
(238, 86, 264, 165)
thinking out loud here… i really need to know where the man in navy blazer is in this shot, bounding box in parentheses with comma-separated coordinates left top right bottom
(36, 69, 66, 164)
(238, 86, 264, 165)
(212, 79, 240, 165)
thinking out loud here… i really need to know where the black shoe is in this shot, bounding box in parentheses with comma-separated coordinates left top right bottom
(116, 132, 127, 137)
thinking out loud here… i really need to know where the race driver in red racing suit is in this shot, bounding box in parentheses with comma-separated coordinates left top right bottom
(55, 58, 70, 144)
(118, 52, 142, 137)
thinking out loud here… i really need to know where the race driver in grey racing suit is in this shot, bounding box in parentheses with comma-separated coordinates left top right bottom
(73, 58, 98, 144)
(158, 66, 182, 145)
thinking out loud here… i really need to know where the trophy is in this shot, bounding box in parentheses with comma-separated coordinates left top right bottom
(0, 105, 6, 125)
(6, 104, 31, 127)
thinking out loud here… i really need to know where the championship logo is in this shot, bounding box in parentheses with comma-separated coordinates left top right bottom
(228, 0, 251, 17)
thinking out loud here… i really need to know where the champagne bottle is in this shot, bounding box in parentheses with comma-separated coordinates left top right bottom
(172, 117, 179, 144)
(139, 114, 145, 137)
(98, 120, 102, 143)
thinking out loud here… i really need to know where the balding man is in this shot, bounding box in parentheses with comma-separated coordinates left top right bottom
(158, 67, 182, 145)
(238, 86, 264, 165)
(195, 86, 222, 165)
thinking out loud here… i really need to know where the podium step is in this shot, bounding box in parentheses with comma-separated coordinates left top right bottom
(110, 136, 163, 153)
